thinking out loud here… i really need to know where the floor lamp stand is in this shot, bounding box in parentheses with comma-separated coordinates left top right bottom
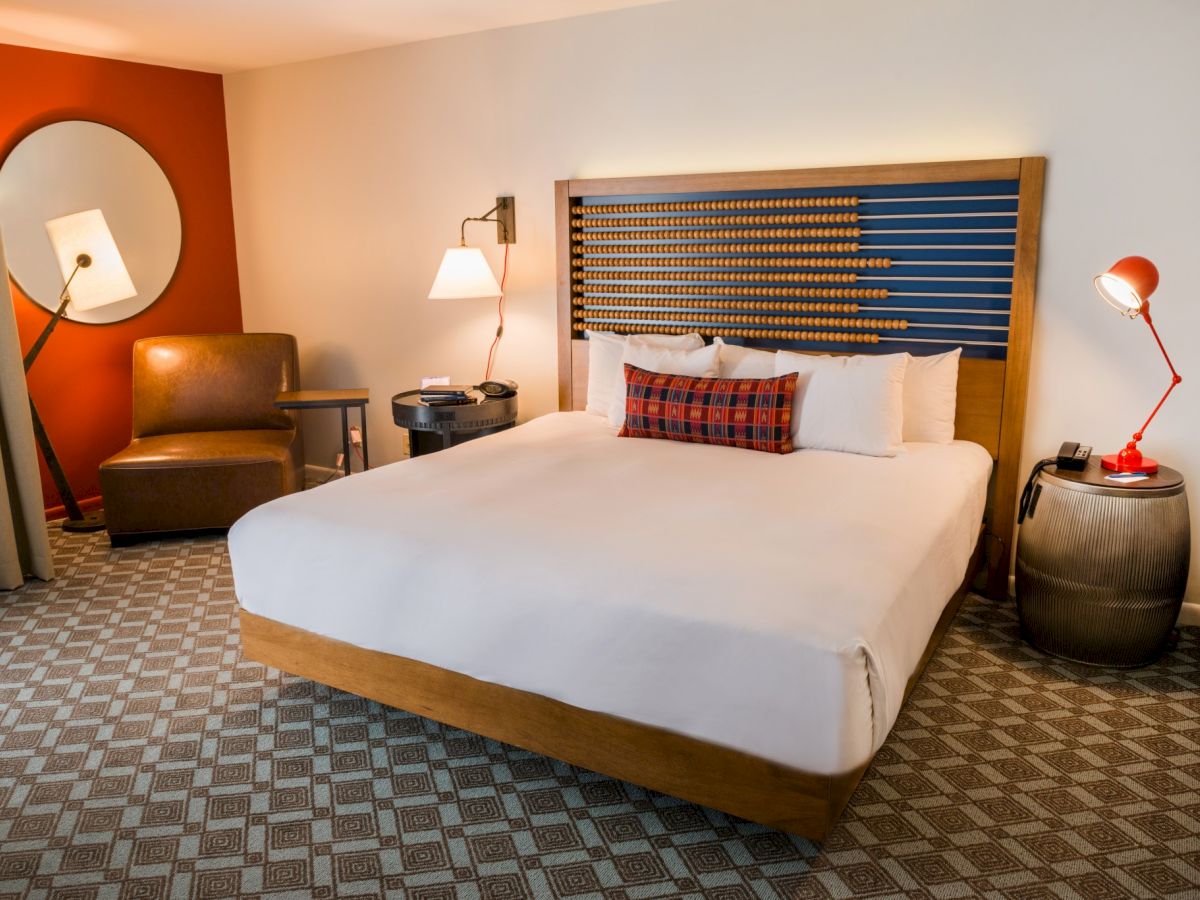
(23, 260, 107, 533)
(26, 398, 104, 532)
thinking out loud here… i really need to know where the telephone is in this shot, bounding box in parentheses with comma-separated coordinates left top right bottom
(1056, 441, 1092, 471)
(477, 379, 518, 398)
(1018, 441, 1093, 524)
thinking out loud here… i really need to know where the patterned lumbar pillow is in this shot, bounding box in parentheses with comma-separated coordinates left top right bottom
(617, 365, 798, 454)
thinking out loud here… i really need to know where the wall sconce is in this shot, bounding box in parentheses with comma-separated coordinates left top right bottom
(24, 208, 136, 532)
(428, 197, 515, 380)
(1093, 255, 1182, 473)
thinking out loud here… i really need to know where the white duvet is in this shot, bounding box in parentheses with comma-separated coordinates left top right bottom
(229, 412, 991, 775)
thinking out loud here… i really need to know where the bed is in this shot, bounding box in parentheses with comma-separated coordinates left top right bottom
(232, 158, 1044, 839)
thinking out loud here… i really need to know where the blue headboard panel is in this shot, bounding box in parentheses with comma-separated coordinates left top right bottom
(568, 177, 1023, 360)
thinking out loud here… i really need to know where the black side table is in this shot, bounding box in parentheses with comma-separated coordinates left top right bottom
(1016, 457, 1189, 667)
(276, 389, 369, 477)
(392, 391, 517, 457)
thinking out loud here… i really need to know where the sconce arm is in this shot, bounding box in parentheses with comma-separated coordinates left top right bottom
(457, 196, 516, 246)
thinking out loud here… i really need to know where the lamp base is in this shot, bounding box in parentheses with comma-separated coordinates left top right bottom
(61, 510, 106, 533)
(1101, 453, 1159, 474)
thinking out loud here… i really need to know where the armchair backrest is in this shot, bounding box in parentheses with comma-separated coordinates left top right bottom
(132, 333, 300, 437)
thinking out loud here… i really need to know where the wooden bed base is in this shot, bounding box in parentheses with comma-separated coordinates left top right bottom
(239, 535, 981, 841)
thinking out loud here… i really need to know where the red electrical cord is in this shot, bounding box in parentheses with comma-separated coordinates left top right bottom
(483, 244, 510, 382)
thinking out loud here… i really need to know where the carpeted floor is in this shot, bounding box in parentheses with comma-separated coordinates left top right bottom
(1, 529, 1198, 900)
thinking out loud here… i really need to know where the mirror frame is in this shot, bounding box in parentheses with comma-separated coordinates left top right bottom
(0, 118, 183, 325)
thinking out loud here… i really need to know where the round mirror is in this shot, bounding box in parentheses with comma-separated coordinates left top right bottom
(0, 120, 182, 324)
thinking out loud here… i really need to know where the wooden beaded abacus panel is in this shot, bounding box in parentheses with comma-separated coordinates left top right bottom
(567, 178, 1027, 358)
(555, 157, 1045, 600)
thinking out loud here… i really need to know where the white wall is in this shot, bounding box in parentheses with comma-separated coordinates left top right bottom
(224, 0, 1200, 606)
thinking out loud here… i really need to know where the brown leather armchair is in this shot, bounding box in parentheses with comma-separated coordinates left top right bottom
(100, 333, 305, 544)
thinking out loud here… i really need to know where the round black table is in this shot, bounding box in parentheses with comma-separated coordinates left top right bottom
(391, 390, 518, 457)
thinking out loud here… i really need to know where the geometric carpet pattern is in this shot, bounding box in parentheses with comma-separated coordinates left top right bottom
(0, 529, 1197, 899)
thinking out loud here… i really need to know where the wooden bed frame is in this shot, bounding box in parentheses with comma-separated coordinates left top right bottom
(240, 157, 1044, 840)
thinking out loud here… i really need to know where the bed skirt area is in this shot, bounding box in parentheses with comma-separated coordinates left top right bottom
(237, 532, 980, 841)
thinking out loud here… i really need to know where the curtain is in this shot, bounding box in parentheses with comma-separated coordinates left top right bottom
(0, 228, 54, 589)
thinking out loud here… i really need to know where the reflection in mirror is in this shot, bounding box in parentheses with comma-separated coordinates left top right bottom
(0, 120, 181, 324)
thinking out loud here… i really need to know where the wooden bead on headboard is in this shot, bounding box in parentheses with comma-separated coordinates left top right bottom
(573, 270, 860, 283)
(572, 257, 888, 269)
(576, 243, 863, 255)
(573, 284, 886, 299)
(572, 310, 905, 330)
(572, 214, 859, 227)
(571, 196, 858, 214)
(573, 296, 862, 313)
(571, 322, 883, 344)
(574, 229, 860, 241)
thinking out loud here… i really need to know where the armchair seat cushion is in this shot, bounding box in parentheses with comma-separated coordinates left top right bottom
(100, 429, 303, 537)
(102, 430, 296, 469)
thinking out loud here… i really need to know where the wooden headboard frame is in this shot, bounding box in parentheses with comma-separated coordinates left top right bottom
(555, 158, 1045, 599)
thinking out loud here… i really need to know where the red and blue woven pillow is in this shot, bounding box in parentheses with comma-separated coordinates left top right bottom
(617, 364, 798, 454)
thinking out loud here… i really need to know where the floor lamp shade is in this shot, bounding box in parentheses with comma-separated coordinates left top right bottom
(428, 247, 502, 300)
(45, 209, 136, 310)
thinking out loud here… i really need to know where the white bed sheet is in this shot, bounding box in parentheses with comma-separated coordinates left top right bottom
(229, 412, 991, 774)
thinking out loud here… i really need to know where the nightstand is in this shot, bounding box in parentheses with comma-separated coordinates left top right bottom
(391, 391, 517, 457)
(1016, 457, 1189, 667)
(275, 389, 369, 477)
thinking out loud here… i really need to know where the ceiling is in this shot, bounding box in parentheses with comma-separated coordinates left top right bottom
(0, 0, 673, 73)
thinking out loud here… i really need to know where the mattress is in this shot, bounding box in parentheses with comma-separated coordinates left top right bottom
(229, 411, 992, 775)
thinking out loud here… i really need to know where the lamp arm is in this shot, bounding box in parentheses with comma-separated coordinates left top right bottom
(458, 204, 509, 245)
(23, 261, 82, 373)
(1131, 309, 1183, 442)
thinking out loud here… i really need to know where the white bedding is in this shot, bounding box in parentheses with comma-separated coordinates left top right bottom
(229, 412, 991, 774)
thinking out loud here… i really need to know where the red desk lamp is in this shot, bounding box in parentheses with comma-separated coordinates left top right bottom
(1093, 256, 1182, 473)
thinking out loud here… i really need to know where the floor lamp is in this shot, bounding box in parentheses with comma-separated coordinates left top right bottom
(22, 208, 136, 532)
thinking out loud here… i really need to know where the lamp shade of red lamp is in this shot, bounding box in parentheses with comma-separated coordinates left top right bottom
(1093, 256, 1182, 473)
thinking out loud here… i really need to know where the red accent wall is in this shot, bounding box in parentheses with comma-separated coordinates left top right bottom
(0, 44, 243, 516)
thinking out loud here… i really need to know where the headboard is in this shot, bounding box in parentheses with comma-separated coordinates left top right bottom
(555, 158, 1045, 599)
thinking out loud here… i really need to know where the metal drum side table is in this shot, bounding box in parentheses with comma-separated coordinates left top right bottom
(1016, 458, 1189, 667)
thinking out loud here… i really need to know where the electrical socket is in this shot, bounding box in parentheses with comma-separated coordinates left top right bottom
(349, 425, 362, 446)
(335, 451, 345, 471)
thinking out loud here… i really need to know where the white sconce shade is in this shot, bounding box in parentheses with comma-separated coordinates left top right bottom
(428, 246, 502, 300)
(44, 208, 136, 311)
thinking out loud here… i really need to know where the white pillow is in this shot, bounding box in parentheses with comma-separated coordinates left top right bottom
(608, 342, 721, 428)
(903, 348, 961, 443)
(774, 349, 908, 457)
(714, 337, 777, 379)
(584, 331, 702, 416)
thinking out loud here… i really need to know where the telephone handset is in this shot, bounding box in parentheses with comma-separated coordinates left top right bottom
(1018, 442, 1092, 524)
(1055, 441, 1092, 471)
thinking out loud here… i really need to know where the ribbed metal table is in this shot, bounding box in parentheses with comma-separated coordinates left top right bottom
(1016, 458, 1189, 667)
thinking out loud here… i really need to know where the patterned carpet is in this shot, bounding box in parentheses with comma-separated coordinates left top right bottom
(0, 530, 1198, 900)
